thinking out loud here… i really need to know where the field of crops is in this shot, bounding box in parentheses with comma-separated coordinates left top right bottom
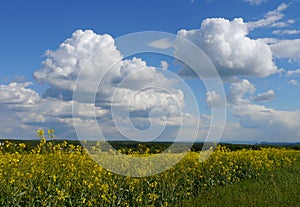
(0, 131, 299, 206)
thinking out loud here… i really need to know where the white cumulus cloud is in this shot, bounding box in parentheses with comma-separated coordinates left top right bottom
(31, 30, 200, 140)
(34, 30, 123, 97)
(177, 18, 278, 79)
(34, 30, 184, 117)
(0, 82, 40, 106)
(228, 79, 256, 105)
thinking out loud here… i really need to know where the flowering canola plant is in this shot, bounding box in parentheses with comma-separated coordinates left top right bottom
(0, 130, 299, 206)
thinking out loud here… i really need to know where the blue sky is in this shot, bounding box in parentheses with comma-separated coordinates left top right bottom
(0, 0, 299, 143)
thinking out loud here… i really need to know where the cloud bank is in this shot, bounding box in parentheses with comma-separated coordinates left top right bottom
(1, 30, 202, 141)
(1, 3, 300, 143)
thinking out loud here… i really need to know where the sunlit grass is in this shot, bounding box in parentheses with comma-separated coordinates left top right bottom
(184, 157, 300, 207)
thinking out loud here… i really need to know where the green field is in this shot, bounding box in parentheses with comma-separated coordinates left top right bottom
(185, 157, 300, 207)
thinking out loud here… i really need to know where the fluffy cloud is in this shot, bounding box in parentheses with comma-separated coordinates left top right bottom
(176, 4, 297, 81)
(34, 30, 184, 117)
(227, 79, 256, 105)
(3, 13, 299, 143)
(228, 79, 276, 104)
(177, 18, 278, 79)
(113, 88, 183, 115)
(0, 82, 41, 138)
(0, 80, 112, 138)
(252, 90, 275, 102)
(0, 82, 40, 107)
(0, 30, 198, 140)
(34, 30, 123, 98)
(270, 39, 300, 60)
(111, 58, 175, 91)
(31, 30, 200, 141)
